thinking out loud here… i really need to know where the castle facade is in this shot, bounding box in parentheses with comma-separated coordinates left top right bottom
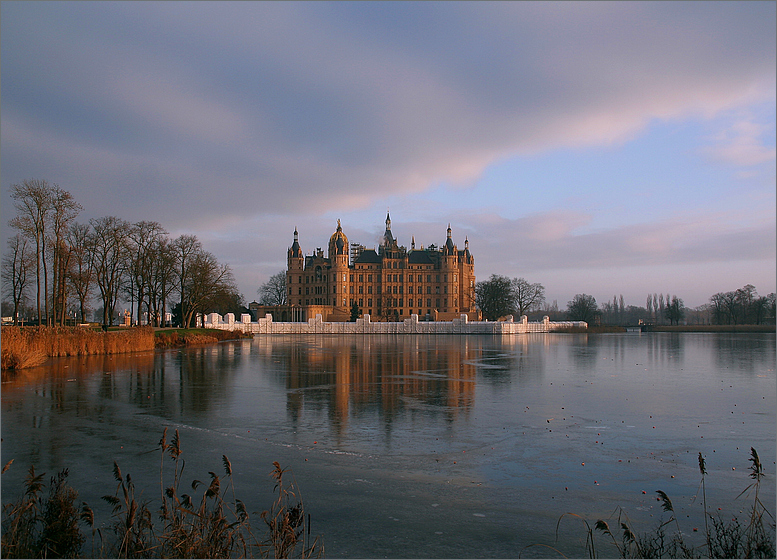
(257, 214, 478, 322)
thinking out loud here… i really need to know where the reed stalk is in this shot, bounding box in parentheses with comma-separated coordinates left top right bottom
(3, 428, 323, 558)
(1, 326, 155, 370)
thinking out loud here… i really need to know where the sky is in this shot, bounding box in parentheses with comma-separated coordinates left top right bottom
(2, 1, 775, 310)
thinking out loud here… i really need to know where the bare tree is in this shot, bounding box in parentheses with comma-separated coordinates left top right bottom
(67, 222, 96, 323)
(180, 249, 235, 328)
(91, 216, 131, 327)
(476, 274, 515, 321)
(49, 186, 82, 325)
(512, 277, 545, 317)
(2, 235, 33, 325)
(567, 294, 599, 323)
(146, 236, 177, 326)
(172, 234, 202, 326)
(257, 271, 288, 305)
(10, 179, 54, 324)
(126, 221, 168, 325)
(664, 295, 685, 325)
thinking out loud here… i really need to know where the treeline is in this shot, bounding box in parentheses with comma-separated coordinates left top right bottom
(2, 179, 244, 327)
(475, 274, 775, 326)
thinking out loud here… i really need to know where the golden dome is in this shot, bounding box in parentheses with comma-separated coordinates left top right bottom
(328, 219, 348, 257)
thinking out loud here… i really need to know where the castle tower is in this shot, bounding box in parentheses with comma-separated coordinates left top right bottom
(287, 228, 304, 305)
(328, 220, 349, 309)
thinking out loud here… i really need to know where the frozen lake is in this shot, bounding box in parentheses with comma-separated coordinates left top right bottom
(2, 332, 774, 557)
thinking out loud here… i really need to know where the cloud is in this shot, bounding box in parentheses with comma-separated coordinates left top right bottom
(2, 2, 775, 306)
(3, 2, 775, 226)
(701, 117, 776, 167)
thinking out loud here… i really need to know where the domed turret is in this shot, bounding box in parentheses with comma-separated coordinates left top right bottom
(328, 219, 349, 258)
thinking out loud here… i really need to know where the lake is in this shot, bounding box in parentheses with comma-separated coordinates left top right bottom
(2, 332, 775, 558)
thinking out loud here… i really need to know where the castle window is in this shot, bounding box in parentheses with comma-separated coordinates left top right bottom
(408, 286, 413, 294)
(359, 298, 363, 306)
(368, 274, 372, 282)
(393, 274, 397, 282)
(306, 287, 309, 295)
(399, 286, 403, 294)
(359, 286, 363, 294)
(350, 274, 354, 282)
(359, 274, 363, 282)
(427, 275, 431, 283)
(427, 299, 431, 307)
(427, 286, 431, 294)
(444, 286, 447, 294)
(399, 274, 403, 282)
(436, 298, 441, 307)
(350, 286, 354, 294)
(368, 286, 372, 294)
(368, 298, 372, 306)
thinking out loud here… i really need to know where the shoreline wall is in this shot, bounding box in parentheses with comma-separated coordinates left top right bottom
(203, 313, 587, 334)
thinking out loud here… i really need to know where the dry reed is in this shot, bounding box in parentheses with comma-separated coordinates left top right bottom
(535, 447, 776, 559)
(2, 429, 324, 559)
(1, 326, 155, 370)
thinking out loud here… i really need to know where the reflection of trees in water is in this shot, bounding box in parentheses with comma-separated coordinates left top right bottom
(566, 334, 600, 370)
(254, 336, 482, 429)
(711, 333, 776, 375)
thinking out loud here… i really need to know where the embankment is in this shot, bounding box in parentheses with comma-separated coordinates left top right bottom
(1, 326, 155, 370)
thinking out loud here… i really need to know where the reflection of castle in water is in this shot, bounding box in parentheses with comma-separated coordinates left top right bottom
(254, 336, 485, 428)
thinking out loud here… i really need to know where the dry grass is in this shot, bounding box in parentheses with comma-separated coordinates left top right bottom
(1, 429, 323, 559)
(537, 447, 776, 559)
(1, 326, 155, 370)
(154, 329, 252, 349)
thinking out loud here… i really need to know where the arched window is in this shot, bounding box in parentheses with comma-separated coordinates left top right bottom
(315, 266, 322, 281)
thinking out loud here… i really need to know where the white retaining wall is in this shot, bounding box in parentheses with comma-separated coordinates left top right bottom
(202, 313, 586, 334)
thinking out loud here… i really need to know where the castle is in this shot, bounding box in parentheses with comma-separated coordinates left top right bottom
(253, 213, 478, 322)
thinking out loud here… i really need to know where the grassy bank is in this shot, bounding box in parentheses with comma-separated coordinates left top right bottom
(555, 324, 775, 334)
(1, 326, 155, 370)
(0, 326, 254, 370)
(154, 328, 253, 349)
(650, 324, 775, 333)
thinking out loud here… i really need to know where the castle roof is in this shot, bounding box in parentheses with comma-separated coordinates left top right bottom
(408, 251, 434, 264)
(354, 249, 381, 264)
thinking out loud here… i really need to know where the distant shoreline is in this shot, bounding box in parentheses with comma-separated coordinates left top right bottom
(571, 324, 775, 334)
